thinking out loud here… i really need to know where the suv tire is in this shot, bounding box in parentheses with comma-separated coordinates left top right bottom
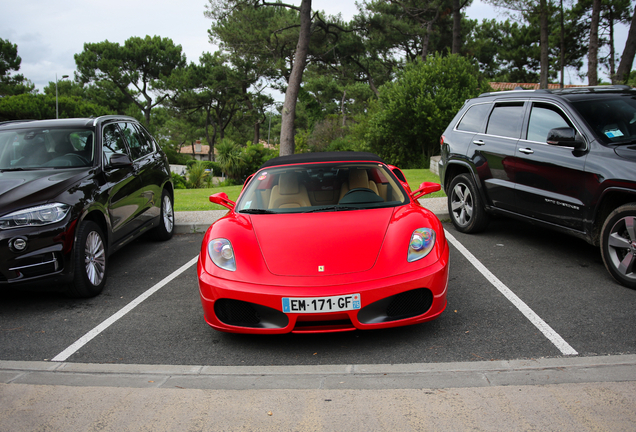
(601, 203, 636, 289)
(447, 173, 489, 233)
(67, 220, 107, 298)
(150, 189, 175, 241)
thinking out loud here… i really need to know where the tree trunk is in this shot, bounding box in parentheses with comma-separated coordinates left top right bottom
(279, 0, 312, 156)
(539, 0, 549, 89)
(341, 89, 347, 127)
(452, 0, 461, 54)
(588, 0, 601, 86)
(254, 122, 260, 144)
(560, 0, 565, 88)
(609, 6, 616, 82)
(204, 109, 215, 161)
(616, 5, 636, 84)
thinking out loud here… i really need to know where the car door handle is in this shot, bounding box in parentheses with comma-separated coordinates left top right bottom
(473, 140, 485, 146)
(519, 148, 534, 154)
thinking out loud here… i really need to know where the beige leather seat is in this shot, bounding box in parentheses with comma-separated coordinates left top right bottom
(269, 172, 311, 209)
(339, 169, 379, 201)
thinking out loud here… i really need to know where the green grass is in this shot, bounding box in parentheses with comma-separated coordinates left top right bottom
(174, 169, 444, 212)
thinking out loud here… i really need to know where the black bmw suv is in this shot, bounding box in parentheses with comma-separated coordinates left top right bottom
(0, 116, 174, 297)
(440, 85, 636, 289)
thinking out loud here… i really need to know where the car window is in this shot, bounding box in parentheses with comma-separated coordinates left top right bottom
(456, 103, 491, 133)
(134, 124, 156, 154)
(102, 124, 129, 166)
(571, 96, 636, 144)
(236, 163, 408, 213)
(0, 128, 94, 169)
(527, 104, 570, 143)
(486, 102, 525, 138)
(119, 122, 152, 160)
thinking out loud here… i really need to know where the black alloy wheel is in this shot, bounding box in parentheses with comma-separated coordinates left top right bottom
(67, 220, 107, 298)
(447, 173, 489, 233)
(601, 203, 636, 289)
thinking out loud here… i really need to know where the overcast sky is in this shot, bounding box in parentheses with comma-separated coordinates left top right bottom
(1, 0, 628, 94)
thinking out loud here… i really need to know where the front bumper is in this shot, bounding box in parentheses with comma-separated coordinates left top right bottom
(0, 219, 76, 289)
(197, 245, 449, 334)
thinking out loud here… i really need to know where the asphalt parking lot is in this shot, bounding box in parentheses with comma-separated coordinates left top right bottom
(1, 216, 635, 367)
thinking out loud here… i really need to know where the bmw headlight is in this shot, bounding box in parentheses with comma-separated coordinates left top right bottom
(408, 228, 436, 262)
(0, 203, 71, 230)
(208, 238, 236, 271)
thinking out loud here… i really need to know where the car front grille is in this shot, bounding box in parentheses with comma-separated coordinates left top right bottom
(8, 252, 61, 280)
(357, 288, 434, 324)
(386, 288, 434, 319)
(215, 299, 261, 326)
(214, 299, 289, 329)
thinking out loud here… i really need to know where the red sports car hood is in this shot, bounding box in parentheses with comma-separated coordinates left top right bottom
(250, 208, 394, 277)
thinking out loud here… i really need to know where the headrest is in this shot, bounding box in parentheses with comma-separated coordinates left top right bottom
(279, 172, 300, 195)
(349, 169, 369, 189)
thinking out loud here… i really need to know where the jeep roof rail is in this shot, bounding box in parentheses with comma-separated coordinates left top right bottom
(549, 85, 634, 94)
(477, 88, 554, 97)
(479, 84, 634, 98)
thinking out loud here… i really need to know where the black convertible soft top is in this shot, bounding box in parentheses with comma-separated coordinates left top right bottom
(259, 151, 386, 169)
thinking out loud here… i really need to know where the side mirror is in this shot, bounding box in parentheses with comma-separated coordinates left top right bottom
(107, 153, 133, 169)
(546, 127, 585, 149)
(209, 192, 235, 210)
(411, 182, 441, 200)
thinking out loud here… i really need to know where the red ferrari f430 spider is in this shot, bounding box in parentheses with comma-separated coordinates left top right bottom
(197, 152, 449, 334)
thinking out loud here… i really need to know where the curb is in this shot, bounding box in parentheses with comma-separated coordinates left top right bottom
(2, 355, 635, 390)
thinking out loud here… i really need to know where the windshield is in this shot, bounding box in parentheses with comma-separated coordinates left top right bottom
(571, 95, 636, 145)
(0, 127, 94, 170)
(236, 162, 408, 213)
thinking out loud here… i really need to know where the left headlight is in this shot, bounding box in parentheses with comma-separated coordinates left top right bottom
(0, 203, 71, 230)
(208, 238, 236, 271)
(407, 228, 436, 262)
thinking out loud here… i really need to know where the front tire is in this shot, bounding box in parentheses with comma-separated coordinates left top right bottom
(601, 203, 636, 289)
(66, 220, 107, 298)
(447, 173, 489, 233)
(150, 189, 174, 241)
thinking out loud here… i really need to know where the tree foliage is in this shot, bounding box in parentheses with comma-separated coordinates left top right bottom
(366, 54, 487, 168)
(0, 38, 35, 96)
(74, 36, 187, 125)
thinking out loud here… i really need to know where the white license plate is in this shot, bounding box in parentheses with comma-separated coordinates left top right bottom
(282, 294, 361, 313)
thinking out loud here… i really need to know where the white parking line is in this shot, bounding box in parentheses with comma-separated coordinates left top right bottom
(445, 230, 578, 356)
(51, 256, 199, 362)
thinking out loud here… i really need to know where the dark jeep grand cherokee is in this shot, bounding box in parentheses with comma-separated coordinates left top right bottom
(440, 85, 636, 289)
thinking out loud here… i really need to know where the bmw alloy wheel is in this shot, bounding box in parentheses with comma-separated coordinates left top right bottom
(84, 230, 106, 286)
(162, 194, 174, 234)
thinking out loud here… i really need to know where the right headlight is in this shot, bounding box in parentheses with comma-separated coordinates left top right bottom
(208, 238, 236, 271)
(0, 203, 71, 230)
(407, 228, 436, 262)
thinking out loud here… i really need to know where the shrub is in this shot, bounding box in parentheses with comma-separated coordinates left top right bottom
(186, 161, 212, 189)
(366, 54, 488, 168)
(171, 172, 187, 189)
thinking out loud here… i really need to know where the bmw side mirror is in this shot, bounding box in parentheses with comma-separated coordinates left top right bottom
(107, 153, 133, 169)
(546, 127, 585, 149)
